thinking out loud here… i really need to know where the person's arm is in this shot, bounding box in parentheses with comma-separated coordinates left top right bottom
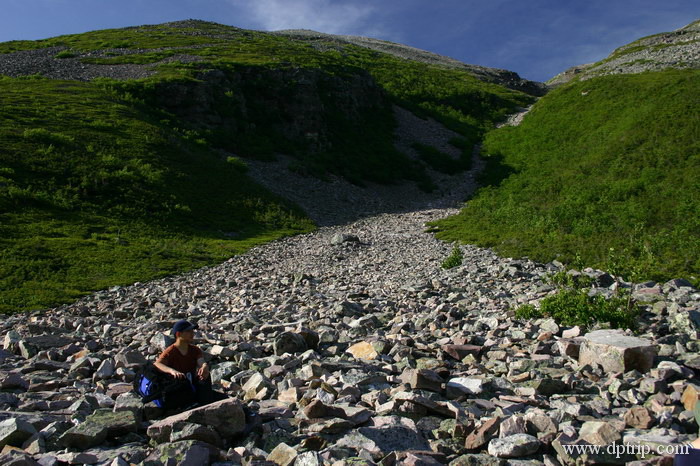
(196, 356, 209, 379)
(154, 360, 185, 379)
(154, 349, 185, 379)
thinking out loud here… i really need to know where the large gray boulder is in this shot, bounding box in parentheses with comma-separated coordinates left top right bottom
(147, 398, 245, 443)
(578, 330, 656, 373)
(273, 332, 308, 355)
(0, 418, 37, 449)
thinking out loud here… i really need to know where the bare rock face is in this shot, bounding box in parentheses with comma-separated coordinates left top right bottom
(578, 330, 657, 373)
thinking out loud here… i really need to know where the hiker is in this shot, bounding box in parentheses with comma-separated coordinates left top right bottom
(153, 319, 220, 410)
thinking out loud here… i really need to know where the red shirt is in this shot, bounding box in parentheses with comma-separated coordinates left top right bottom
(156, 344, 203, 376)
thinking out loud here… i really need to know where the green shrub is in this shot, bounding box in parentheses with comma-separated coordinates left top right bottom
(55, 50, 77, 59)
(515, 288, 639, 330)
(441, 246, 464, 269)
(545, 271, 594, 289)
(226, 156, 249, 172)
(23, 128, 75, 145)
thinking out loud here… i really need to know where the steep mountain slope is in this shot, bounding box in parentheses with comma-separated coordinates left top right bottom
(272, 29, 547, 96)
(431, 20, 700, 285)
(549, 19, 700, 86)
(0, 20, 534, 313)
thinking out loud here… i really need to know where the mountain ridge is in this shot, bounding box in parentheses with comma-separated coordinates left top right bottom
(271, 27, 547, 96)
(548, 18, 700, 86)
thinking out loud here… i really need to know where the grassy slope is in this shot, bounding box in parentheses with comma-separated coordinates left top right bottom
(430, 69, 700, 284)
(0, 77, 314, 313)
(0, 21, 532, 313)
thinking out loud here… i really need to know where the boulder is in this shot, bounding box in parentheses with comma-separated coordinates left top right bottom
(465, 417, 501, 450)
(624, 406, 655, 429)
(147, 398, 245, 442)
(169, 422, 222, 446)
(449, 454, 506, 465)
(266, 442, 298, 466)
(681, 383, 700, 411)
(210, 362, 239, 384)
(147, 440, 221, 465)
(487, 433, 541, 458)
(670, 309, 700, 338)
(578, 330, 656, 373)
(336, 425, 431, 460)
(331, 233, 360, 245)
(443, 344, 482, 361)
(346, 341, 379, 360)
(0, 418, 37, 449)
(402, 369, 444, 392)
(273, 332, 308, 355)
(578, 421, 621, 445)
(446, 378, 485, 397)
(59, 421, 108, 449)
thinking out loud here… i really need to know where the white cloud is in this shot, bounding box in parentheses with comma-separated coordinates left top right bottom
(231, 0, 378, 35)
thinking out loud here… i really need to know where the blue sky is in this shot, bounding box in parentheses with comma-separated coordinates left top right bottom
(1, 0, 698, 82)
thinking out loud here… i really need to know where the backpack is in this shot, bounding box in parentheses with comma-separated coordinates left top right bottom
(133, 362, 196, 409)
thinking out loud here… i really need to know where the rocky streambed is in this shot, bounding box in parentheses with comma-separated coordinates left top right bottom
(0, 206, 699, 465)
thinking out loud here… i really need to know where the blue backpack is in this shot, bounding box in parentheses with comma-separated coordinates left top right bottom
(134, 363, 195, 408)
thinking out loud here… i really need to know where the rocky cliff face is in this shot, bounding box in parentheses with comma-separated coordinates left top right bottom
(151, 66, 388, 155)
(549, 19, 700, 86)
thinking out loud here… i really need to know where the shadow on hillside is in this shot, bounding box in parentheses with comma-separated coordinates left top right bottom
(242, 152, 486, 228)
(477, 152, 517, 189)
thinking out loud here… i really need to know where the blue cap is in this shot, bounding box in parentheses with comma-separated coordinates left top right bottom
(172, 320, 198, 336)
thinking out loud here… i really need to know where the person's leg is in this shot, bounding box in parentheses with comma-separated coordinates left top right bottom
(162, 377, 197, 412)
(194, 375, 230, 406)
(194, 376, 216, 406)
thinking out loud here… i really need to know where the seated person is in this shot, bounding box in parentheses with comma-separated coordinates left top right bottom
(154, 319, 219, 409)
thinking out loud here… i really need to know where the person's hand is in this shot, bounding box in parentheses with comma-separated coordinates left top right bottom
(171, 369, 186, 379)
(197, 364, 209, 380)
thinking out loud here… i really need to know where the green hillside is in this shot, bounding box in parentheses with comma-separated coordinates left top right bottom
(430, 69, 700, 285)
(0, 21, 532, 313)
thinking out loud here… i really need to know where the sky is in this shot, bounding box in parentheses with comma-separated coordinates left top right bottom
(1, 0, 698, 82)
